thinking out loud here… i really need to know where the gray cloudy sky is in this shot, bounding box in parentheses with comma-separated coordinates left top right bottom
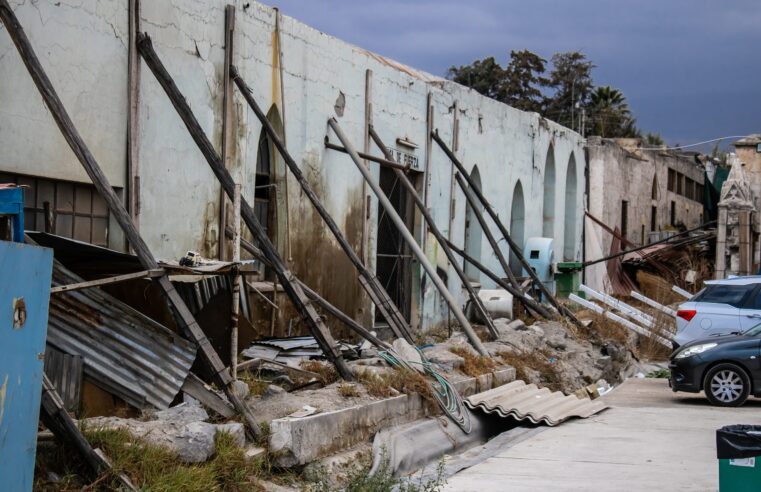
(268, 0, 760, 150)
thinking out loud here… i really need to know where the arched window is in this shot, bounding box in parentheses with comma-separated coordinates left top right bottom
(509, 181, 525, 275)
(254, 128, 274, 239)
(651, 174, 658, 200)
(542, 144, 556, 238)
(563, 154, 578, 261)
(463, 166, 483, 282)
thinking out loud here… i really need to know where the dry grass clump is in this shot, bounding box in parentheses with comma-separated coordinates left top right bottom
(300, 360, 339, 386)
(35, 428, 267, 491)
(448, 346, 498, 377)
(577, 313, 630, 346)
(357, 368, 434, 405)
(337, 383, 360, 398)
(498, 350, 562, 393)
(239, 370, 270, 396)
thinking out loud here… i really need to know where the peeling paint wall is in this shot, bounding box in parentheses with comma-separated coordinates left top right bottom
(0, 0, 587, 334)
(585, 137, 705, 293)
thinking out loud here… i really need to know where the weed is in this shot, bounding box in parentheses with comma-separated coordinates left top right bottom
(301, 360, 339, 386)
(239, 369, 270, 396)
(357, 371, 397, 399)
(338, 383, 360, 398)
(34, 426, 268, 491)
(498, 350, 562, 393)
(646, 369, 671, 379)
(448, 346, 497, 377)
(357, 368, 434, 406)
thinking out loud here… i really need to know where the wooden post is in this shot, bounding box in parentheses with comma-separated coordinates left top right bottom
(230, 67, 414, 343)
(361, 69, 372, 265)
(368, 126, 499, 339)
(230, 183, 241, 379)
(135, 35, 353, 380)
(0, 2, 263, 438)
(127, 0, 141, 230)
(218, 5, 235, 260)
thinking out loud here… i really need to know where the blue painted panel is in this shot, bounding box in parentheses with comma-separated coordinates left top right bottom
(0, 240, 53, 491)
(0, 187, 25, 242)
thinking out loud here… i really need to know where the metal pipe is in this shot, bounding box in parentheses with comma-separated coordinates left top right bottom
(367, 126, 498, 339)
(328, 118, 488, 356)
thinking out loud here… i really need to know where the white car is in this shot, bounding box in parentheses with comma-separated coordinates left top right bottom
(674, 276, 761, 347)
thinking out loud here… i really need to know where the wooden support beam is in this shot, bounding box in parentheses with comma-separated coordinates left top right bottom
(230, 66, 413, 344)
(218, 4, 235, 260)
(0, 3, 262, 438)
(50, 269, 163, 294)
(135, 34, 353, 381)
(431, 130, 583, 328)
(41, 375, 137, 490)
(181, 373, 235, 419)
(368, 126, 498, 340)
(230, 183, 241, 379)
(444, 238, 553, 320)
(127, 0, 141, 229)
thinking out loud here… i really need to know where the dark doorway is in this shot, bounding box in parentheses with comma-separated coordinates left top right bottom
(375, 166, 413, 322)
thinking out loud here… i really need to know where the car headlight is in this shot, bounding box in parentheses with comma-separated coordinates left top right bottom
(675, 343, 717, 359)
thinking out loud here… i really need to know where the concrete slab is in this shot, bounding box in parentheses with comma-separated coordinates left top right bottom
(444, 378, 761, 491)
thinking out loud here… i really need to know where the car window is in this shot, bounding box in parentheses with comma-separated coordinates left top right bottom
(744, 287, 761, 309)
(744, 323, 761, 336)
(693, 284, 753, 308)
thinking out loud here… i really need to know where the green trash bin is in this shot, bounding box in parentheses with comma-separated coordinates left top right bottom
(555, 262, 582, 298)
(717, 425, 761, 491)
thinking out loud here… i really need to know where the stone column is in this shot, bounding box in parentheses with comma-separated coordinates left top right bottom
(716, 207, 728, 279)
(739, 210, 750, 275)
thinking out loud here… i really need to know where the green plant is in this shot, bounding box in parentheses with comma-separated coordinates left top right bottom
(646, 369, 671, 379)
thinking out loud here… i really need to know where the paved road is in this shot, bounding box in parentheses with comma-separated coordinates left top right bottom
(444, 378, 761, 491)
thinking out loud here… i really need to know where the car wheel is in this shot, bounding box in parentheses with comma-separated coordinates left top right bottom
(704, 363, 750, 407)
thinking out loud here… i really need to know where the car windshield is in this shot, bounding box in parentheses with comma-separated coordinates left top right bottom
(743, 323, 761, 337)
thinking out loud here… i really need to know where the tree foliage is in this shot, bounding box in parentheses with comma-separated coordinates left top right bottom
(447, 50, 657, 139)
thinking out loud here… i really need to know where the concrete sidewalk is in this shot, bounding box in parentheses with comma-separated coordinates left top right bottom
(444, 378, 761, 491)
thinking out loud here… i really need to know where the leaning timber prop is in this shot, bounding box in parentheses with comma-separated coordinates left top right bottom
(328, 118, 489, 356)
(135, 33, 353, 381)
(444, 239, 554, 320)
(229, 68, 413, 343)
(431, 130, 583, 328)
(366, 126, 499, 340)
(0, 3, 264, 437)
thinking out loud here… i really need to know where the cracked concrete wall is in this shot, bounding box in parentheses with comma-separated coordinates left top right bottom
(585, 137, 704, 293)
(0, 0, 586, 333)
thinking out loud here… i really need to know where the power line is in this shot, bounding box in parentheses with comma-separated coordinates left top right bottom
(639, 135, 753, 151)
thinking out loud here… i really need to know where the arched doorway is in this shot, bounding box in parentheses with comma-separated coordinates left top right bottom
(509, 181, 525, 275)
(542, 144, 556, 238)
(463, 166, 483, 282)
(563, 154, 578, 260)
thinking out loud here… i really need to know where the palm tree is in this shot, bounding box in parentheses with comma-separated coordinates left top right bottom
(588, 86, 636, 138)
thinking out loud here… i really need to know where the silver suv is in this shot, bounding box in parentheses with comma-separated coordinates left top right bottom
(675, 277, 761, 347)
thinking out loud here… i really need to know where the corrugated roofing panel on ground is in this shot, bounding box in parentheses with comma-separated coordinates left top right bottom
(465, 380, 607, 426)
(46, 261, 196, 410)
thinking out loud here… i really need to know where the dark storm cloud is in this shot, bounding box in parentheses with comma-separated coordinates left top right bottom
(268, 0, 760, 148)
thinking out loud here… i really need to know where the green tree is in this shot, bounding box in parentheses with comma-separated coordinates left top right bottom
(543, 51, 595, 131)
(447, 57, 504, 100)
(499, 50, 549, 112)
(588, 86, 639, 138)
(645, 132, 664, 146)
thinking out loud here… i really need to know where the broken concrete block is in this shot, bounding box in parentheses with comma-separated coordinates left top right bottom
(244, 445, 267, 463)
(154, 401, 209, 424)
(232, 380, 250, 399)
(216, 422, 246, 447)
(392, 338, 423, 371)
(422, 348, 465, 372)
(262, 384, 287, 398)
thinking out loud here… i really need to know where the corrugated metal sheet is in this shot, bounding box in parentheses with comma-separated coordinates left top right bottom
(44, 346, 83, 412)
(46, 261, 196, 410)
(465, 380, 607, 426)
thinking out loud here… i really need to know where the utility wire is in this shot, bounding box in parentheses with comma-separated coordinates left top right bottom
(639, 136, 754, 151)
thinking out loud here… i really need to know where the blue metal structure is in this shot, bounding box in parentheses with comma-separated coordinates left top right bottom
(0, 186, 25, 242)
(0, 240, 54, 491)
(523, 237, 556, 297)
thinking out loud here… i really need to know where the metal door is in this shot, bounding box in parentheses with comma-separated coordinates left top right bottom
(0, 240, 54, 491)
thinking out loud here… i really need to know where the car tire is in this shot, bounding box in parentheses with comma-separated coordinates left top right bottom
(703, 363, 750, 407)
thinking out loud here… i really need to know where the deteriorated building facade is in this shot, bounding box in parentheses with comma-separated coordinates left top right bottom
(0, 0, 586, 334)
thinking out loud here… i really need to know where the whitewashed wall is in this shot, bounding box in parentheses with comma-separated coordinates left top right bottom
(0, 0, 586, 332)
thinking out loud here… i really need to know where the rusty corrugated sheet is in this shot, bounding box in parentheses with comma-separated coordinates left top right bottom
(46, 261, 196, 410)
(465, 380, 607, 426)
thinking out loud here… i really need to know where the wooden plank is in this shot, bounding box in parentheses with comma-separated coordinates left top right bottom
(181, 373, 235, 419)
(135, 35, 353, 381)
(50, 269, 163, 293)
(127, 0, 141, 229)
(218, 4, 235, 260)
(0, 3, 261, 438)
(230, 183, 241, 379)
